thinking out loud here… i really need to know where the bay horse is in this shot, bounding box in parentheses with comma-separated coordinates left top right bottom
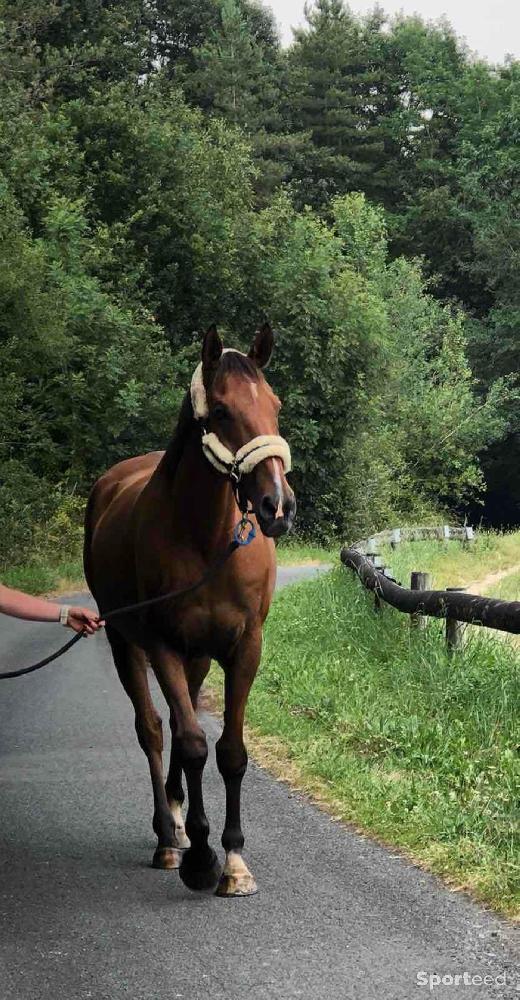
(84, 324, 296, 897)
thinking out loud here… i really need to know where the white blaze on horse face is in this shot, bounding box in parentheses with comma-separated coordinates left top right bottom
(268, 457, 284, 518)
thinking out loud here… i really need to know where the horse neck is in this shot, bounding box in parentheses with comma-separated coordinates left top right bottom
(156, 417, 237, 555)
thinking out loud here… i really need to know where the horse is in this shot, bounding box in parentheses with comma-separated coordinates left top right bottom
(84, 323, 296, 897)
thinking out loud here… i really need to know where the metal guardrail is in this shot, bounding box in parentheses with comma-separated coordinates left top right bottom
(341, 526, 520, 637)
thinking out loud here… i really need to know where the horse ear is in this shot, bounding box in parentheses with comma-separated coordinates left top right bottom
(248, 322, 274, 369)
(202, 324, 223, 374)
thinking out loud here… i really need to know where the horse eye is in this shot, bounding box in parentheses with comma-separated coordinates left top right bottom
(212, 404, 229, 422)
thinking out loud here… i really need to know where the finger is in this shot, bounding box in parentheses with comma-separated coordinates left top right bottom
(81, 610, 96, 621)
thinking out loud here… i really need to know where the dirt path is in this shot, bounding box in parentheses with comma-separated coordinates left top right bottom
(462, 562, 520, 649)
(465, 563, 520, 596)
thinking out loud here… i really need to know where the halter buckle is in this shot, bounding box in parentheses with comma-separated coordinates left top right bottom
(230, 462, 241, 484)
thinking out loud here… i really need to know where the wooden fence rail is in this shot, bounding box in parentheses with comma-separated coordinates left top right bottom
(354, 524, 474, 553)
(340, 544, 520, 636)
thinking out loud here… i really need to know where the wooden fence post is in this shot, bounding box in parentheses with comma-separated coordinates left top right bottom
(463, 526, 475, 548)
(373, 556, 384, 612)
(366, 538, 377, 560)
(410, 571, 432, 631)
(446, 587, 467, 652)
(390, 528, 401, 549)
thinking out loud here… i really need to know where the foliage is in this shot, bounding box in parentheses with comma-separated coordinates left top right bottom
(283, 1, 401, 210)
(0, 0, 517, 569)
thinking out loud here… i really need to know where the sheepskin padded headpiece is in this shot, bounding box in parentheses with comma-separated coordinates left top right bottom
(190, 350, 292, 477)
(190, 348, 243, 421)
(202, 432, 291, 477)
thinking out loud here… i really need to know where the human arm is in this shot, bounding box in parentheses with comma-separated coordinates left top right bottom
(0, 584, 104, 634)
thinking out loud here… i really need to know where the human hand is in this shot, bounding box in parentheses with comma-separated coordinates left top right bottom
(66, 607, 105, 635)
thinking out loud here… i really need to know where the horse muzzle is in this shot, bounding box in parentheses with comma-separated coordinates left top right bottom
(256, 489, 296, 538)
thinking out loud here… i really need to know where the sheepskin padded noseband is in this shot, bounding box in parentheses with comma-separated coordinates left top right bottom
(190, 350, 291, 480)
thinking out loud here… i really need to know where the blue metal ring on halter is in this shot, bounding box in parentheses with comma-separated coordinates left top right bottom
(234, 517, 256, 546)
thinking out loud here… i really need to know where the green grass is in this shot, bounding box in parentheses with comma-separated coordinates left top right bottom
(0, 556, 85, 596)
(209, 567, 520, 916)
(488, 570, 520, 603)
(275, 536, 336, 566)
(380, 530, 520, 592)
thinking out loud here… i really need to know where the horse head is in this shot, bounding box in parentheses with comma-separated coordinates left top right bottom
(193, 324, 296, 538)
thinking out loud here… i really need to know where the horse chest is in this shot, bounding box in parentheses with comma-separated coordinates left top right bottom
(158, 600, 249, 661)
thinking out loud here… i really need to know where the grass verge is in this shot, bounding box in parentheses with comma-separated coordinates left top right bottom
(275, 536, 336, 566)
(207, 567, 520, 917)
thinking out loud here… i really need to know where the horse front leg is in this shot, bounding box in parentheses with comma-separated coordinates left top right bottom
(215, 628, 261, 897)
(152, 645, 221, 891)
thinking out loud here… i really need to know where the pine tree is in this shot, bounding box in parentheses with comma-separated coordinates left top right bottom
(284, 0, 392, 209)
(184, 0, 277, 128)
(182, 0, 297, 201)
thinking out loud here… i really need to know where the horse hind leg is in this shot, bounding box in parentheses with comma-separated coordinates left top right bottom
(164, 656, 210, 851)
(215, 629, 261, 898)
(165, 754, 190, 851)
(107, 627, 180, 870)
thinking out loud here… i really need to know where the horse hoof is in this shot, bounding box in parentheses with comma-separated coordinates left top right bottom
(152, 846, 182, 870)
(179, 848, 222, 891)
(215, 872, 258, 897)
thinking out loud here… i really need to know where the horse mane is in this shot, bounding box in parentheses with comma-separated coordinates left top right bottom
(160, 351, 260, 481)
(161, 390, 196, 479)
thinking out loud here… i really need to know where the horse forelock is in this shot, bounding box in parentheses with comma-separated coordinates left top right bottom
(216, 351, 259, 382)
(191, 349, 261, 421)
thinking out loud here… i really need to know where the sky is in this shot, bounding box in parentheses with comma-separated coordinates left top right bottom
(268, 0, 518, 64)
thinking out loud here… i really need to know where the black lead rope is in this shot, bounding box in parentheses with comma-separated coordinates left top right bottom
(0, 630, 86, 680)
(0, 533, 252, 681)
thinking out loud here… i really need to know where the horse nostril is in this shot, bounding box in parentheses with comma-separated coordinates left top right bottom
(283, 495, 296, 520)
(260, 494, 278, 521)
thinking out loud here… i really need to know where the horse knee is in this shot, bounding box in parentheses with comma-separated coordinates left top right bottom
(177, 730, 208, 772)
(216, 735, 248, 780)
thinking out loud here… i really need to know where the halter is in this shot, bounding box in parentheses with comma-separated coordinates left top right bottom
(190, 351, 291, 542)
(201, 432, 291, 483)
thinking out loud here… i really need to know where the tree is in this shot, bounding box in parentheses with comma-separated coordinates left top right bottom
(457, 65, 520, 524)
(181, 0, 294, 201)
(184, 0, 275, 126)
(0, 0, 157, 102)
(284, 0, 404, 210)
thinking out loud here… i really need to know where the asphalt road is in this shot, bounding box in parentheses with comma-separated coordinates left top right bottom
(0, 564, 518, 1000)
